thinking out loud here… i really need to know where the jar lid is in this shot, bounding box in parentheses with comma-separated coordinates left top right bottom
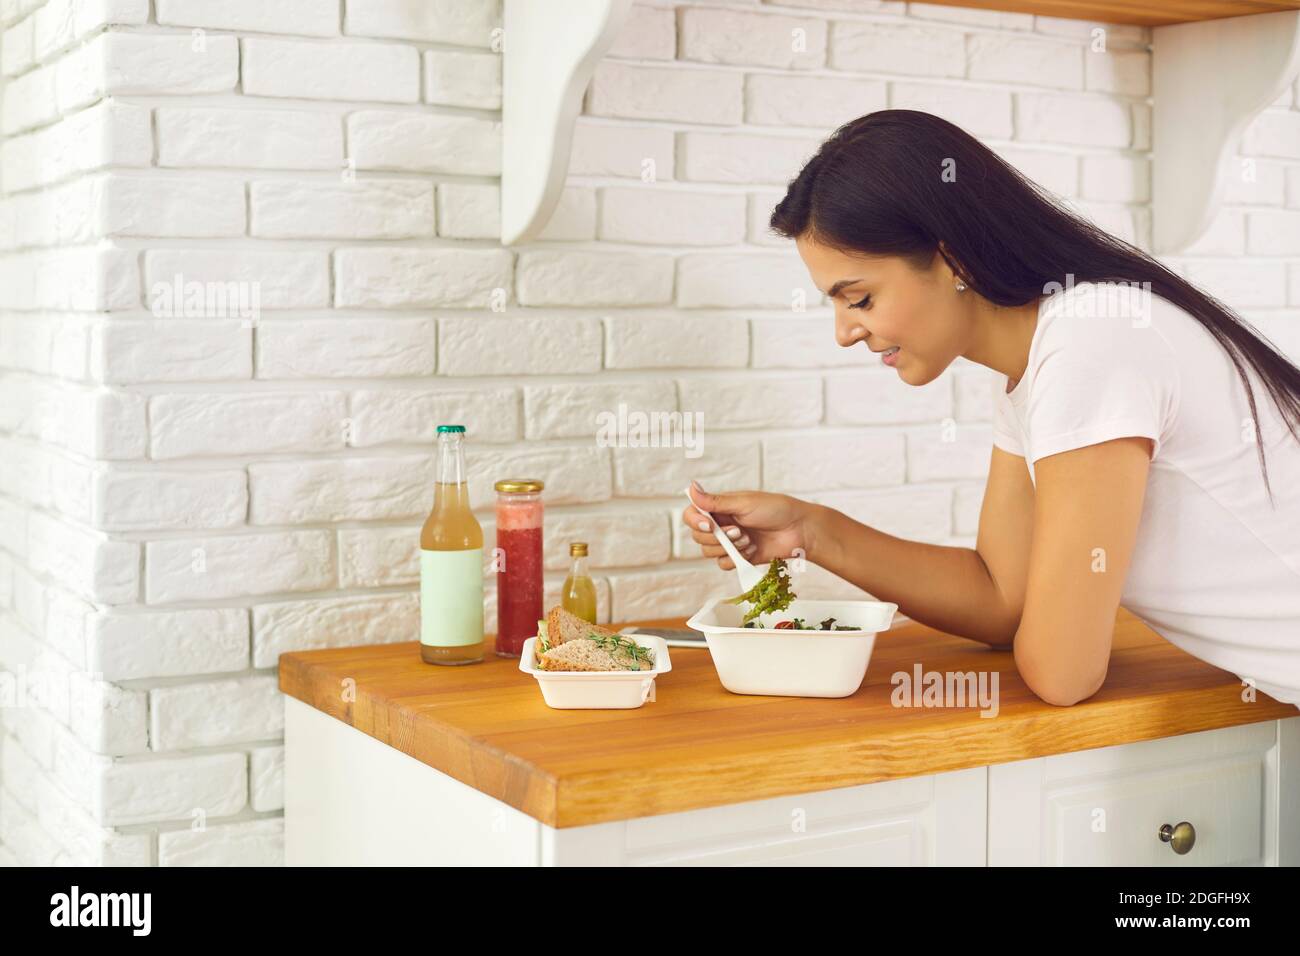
(569, 541, 588, 556)
(494, 478, 545, 493)
(437, 424, 466, 433)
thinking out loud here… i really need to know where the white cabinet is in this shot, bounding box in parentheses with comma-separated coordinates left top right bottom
(285, 699, 1300, 866)
(989, 719, 1293, 867)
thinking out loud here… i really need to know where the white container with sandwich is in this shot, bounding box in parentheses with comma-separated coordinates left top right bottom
(520, 606, 673, 709)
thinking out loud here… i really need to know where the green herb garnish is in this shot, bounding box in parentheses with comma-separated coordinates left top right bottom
(724, 558, 795, 624)
(586, 632, 655, 668)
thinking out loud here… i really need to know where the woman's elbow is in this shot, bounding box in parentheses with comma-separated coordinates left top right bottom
(1014, 642, 1107, 706)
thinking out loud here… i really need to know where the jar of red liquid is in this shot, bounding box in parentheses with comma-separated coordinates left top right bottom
(493, 479, 544, 657)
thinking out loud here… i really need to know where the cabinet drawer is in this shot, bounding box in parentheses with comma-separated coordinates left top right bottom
(989, 721, 1277, 866)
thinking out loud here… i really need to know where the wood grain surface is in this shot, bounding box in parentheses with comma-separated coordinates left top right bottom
(279, 608, 1297, 828)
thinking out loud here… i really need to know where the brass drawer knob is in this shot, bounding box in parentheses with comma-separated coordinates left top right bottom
(1158, 821, 1196, 855)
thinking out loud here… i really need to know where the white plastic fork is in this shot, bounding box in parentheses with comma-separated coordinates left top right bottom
(684, 486, 765, 592)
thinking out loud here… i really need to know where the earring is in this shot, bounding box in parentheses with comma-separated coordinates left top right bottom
(955, 280, 966, 292)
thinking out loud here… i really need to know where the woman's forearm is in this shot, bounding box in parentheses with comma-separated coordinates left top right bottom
(804, 503, 1019, 647)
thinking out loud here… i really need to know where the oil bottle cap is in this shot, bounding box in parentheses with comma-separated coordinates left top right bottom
(437, 424, 466, 433)
(569, 542, 588, 556)
(494, 478, 545, 493)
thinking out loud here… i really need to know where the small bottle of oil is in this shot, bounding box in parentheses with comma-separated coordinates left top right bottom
(561, 542, 597, 623)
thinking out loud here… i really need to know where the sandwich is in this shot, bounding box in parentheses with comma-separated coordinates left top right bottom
(534, 606, 655, 672)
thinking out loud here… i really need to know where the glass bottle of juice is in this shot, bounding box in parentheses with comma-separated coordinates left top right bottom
(419, 425, 484, 665)
(561, 541, 597, 624)
(494, 479, 544, 657)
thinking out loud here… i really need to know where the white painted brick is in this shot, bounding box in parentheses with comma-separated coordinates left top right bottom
(614, 437, 759, 498)
(99, 173, 246, 238)
(955, 483, 983, 536)
(58, 33, 238, 109)
(678, 130, 821, 184)
(607, 4, 675, 60)
(1222, 159, 1284, 206)
(679, 375, 821, 429)
(439, 315, 602, 376)
(586, 61, 742, 125)
(93, 467, 248, 531)
(149, 391, 347, 459)
(746, 72, 885, 129)
(543, 509, 672, 570)
(679, 6, 826, 69)
(437, 182, 499, 239)
(909, 2, 1031, 28)
(809, 486, 953, 543)
(250, 745, 283, 812)
(348, 385, 520, 446)
(70, 678, 148, 755)
(335, 246, 512, 308)
(424, 49, 500, 109)
(524, 380, 676, 440)
(27, 513, 138, 604)
(1085, 48, 1150, 96)
(0, 244, 139, 311)
(156, 0, 339, 36)
(968, 34, 1082, 90)
(1, 14, 33, 77)
(677, 252, 821, 308)
(3, 100, 151, 192)
(516, 250, 672, 307)
(93, 319, 252, 384)
(830, 20, 964, 77)
(751, 316, 860, 368)
(1183, 259, 1288, 308)
(906, 422, 994, 481)
(1016, 93, 1130, 148)
(242, 37, 418, 103)
(826, 368, 952, 423)
(338, 526, 419, 588)
(87, 608, 249, 681)
(890, 82, 1013, 139)
(157, 107, 344, 170)
(348, 110, 501, 173)
(258, 316, 435, 379)
(1033, 16, 1147, 45)
(250, 455, 431, 524)
(599, 186, 745, 245)
(151, 674, 282, 749)
(467, 444, 612, 507)
(344, 0, 500, 46)
(605, 313, 749, 370)
(536, 186, 597, 241)
(763, 431, 905, 491)
(145, 530, 335, 604)
(569, 121, 674, 180)
(1, 61, 56, 133)
(1247, 210, 1300, 255)
(252, 591, 418, 666)
(993, 145, 1078, 197)
(99, 751, 246, 826)
(607, 563, 736, 621)
(1080, 155, 1150, 203)
(251, 180, 433, 239)
(158, 818, 283, 866)
(145, 248, 330, 311)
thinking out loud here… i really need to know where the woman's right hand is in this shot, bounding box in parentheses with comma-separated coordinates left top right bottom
(681, 481, 819, 570)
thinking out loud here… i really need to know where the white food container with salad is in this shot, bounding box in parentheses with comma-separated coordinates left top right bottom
(518, 635, 672, 709)
(687, 597, 897, 698)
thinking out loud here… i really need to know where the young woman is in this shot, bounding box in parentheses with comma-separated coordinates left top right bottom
(682, 110, 1300, 709)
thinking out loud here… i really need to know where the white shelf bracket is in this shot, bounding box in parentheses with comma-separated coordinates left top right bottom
(500, 0, 635, 246)
(1153, 10, 1300, 255)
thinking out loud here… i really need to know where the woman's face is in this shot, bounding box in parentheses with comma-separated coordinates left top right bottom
(795, 232, 968, 386)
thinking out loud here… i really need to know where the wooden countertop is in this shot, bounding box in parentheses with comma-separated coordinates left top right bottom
(278, 608, 1297, 828)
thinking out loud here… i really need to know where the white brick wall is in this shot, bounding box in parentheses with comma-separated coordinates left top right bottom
(1, 0, 1296, 867)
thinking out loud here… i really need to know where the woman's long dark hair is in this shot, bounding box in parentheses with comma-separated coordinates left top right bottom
(770, 109, 1300, 504)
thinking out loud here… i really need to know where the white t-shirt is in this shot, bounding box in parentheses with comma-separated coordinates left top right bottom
(991, 280, 1300, 708)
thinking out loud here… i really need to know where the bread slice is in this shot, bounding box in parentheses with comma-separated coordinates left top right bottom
(536, 634, 654, 672)
(545, 606, 617, 649)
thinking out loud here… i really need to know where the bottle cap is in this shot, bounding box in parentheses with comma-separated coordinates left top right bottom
(569, 542, 588, 556)
(437, 424, 466, 433)
(494, 478, 545, 493)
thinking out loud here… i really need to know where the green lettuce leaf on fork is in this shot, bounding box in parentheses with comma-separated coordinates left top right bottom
(724, 557, 795, 624)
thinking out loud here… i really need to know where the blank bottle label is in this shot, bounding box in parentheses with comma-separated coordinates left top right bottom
(420, 548, 484, 647)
